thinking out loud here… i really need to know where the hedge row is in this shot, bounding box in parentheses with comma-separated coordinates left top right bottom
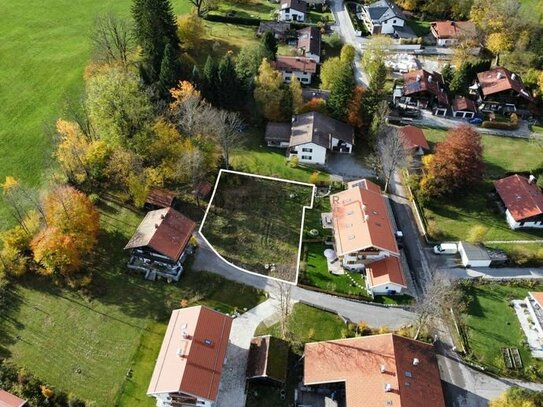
(204, 14, 262, 26)
(481, 120, 519, 130)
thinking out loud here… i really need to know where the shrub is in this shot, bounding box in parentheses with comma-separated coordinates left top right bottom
(203, 14, 261, 26)
(481, 120, 519, 130)
(289, 155, 299, 168)
(466, 224, 489, 243)
(537, 174, 543, 190)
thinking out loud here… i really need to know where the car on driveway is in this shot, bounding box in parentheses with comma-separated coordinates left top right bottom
(468, 117, 483, 125)
(433, 243, 458, 255)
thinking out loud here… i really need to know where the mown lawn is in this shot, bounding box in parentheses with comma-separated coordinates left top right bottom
(210, 0, 276, 20)
(255, 302, 346, 343)
(0, 199, 264, 406)
(231, 127, 330, 183)
(201, 171, 313, 282)
(0, 0, 191, 228)
(520, 0, 543, 24)
(419, 127, 543, 250)
(463, 282, 543, 378)
(302, 242, 369, 297)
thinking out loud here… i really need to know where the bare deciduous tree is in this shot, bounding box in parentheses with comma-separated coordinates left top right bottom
(211, 110, 244, 169)
(366, 126, 407, 193)
(275, 281, 293, 340)
(91, 13, 133, 66)
(414, 273, 464, 340)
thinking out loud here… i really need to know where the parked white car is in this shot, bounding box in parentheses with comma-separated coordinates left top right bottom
(433, 243, 458, 255)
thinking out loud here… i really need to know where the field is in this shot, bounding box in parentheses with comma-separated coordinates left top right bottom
(0, 0, 194, 228)
(201, 171, 314, 282)
(419, 128, 543, 255)
(0, 199, 265, 406)
(520, 0, 543, 24)
(463, 282, 543, 378)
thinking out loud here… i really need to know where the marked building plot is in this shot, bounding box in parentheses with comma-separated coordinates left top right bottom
(200, 170, 315, 283)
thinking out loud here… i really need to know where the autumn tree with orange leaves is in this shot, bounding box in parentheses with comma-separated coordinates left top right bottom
(346, 86, 365, 130)
(31, 186, 99, 277)
(420, 125, 483, 199)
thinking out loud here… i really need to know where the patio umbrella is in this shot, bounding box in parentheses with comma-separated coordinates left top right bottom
(323, 249, 337, 260)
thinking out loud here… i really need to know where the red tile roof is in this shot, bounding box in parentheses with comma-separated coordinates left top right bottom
(452, 96, 477, 112)
(273, 56, 317, 74)
(147, 306, 233, 402)
(494, 174, 543, 222)
(529, 292, 543, 307)
(304, 334, 446, 407)
(194, 181, 213, 199)
(146, 188, 177, 209)
(398, 125, 429, 150)
(124, 207, 196, 261)
(477, 67, 533, 101)
(431, 21, 477, 39)
(0, 390, 26, 407)
(330, 179, 399, 256)
(403, 69, 449, 106)
(366, 256, 407, 288)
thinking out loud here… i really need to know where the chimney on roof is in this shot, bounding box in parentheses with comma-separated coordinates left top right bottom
(428, 75, 433, 83)
(511, 73, 517, 81)
(182, 330, 190, 339)
(416, 74, 421, 82)
(497, 72, 503, 79)
(155, 224, 159, 229)
(176, 348, 186, 358)
(364, 214, 369, 222)
(529, 174, 536, 184)
(451, 21, 455, 26)
(413, 358, 420, 366)
(380, 364, 386, 373)
(160, 214, 166, 219)
(384, 383, 392, 392)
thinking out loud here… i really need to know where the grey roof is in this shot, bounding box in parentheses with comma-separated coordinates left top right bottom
(297, 27, 321, 57)
(264, 122, 291, 142)
(281, 0, 308, 13)
(290, 112, 354, 149)
(459, 241, 491, 261)
(393, 24, 416, 38)
(365, 0, 406, 24)
(257, 22, 291, 37)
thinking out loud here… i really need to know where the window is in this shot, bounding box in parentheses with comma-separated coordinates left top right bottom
(405, 371, 412, 377)
(302, 78, 309, 83)
(301, 155, 312, 160)
(393, 19, 397, 24)
(301, 147, 313, 152)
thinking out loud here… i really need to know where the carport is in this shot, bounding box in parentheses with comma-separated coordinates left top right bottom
(458, 241, 491, 268)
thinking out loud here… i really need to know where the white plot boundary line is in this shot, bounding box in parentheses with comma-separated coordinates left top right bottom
(199, 169, 316, 285)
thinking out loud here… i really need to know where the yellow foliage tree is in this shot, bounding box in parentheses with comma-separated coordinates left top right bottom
(254, 59, 284, 121)
(177, 13, 206, 50)
(32, 227, 82, 277)
(55, 119, 91, 184)
(41, 385, 55, 399)
(486, 32, 514, 58)
(289, 76, 304, 115)
(170, 80, 202, 110)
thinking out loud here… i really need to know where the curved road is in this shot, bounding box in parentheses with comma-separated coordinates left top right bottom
(192, 232, 415, 329)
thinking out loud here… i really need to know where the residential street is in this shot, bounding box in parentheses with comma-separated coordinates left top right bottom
(192, 232, 415, 328)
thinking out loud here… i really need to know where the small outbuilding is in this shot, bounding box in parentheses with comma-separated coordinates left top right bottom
(0, 390, 27, 407)
(247, 335, 289, 384)
(144, 188, 178, 211)
(458, 241, 491, 268)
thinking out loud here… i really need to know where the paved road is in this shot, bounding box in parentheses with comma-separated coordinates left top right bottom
(437, 266, 543, 280)
(217, 299, 281, 407)
(192, 232, 415, 328)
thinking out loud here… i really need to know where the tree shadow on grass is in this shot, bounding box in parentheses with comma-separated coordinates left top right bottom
(0, 286, 23, 359)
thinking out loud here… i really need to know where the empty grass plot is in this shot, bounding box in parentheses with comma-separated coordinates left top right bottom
(201, 170, 314, 283)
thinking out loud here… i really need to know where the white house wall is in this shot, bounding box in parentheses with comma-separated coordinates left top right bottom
(290, 142, 327, 164)
(281, 70, 312, 85)
(380, 17, 405, 34)
(279, 9, 305, 21)
(506, 209, 543, 229)
(367, 281, 404, 295)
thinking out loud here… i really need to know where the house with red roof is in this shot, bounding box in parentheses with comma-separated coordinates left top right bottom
(273, 56, 317, 85)
(430, 21, 477, 47)
(398, 125, 429, 156)
(494, 174, 543, 229)
(329, 179, 406, 295)
(473, 67, 534, 114)
(451, 96, 478, 119)
(0, 390, 26, 407)
(147, 306, 233, 407)
(396, 69, 449, 115)
(302, 334, 446, 407)
(125, 207, 197, 281)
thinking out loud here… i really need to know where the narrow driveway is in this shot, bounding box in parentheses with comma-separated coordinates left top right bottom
(217, 299, 281, 407)
(192, 232, 415, 328)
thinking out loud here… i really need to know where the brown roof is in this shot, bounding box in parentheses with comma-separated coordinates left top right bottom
(290, 112, 354, 148)
(281, 0, 308, 13)
(477, 67, 533, 101)
(398, 125, 429, 150)
(194, 181, 213, 199)
(403, 69, 449, 106)
(452, 96, 477, 112)
(529, 292, 543, 307)
(124, 207, 196, 261)
(366, 256, 407, 288)
(146, 188, 177, 209)
(246, 335, 288, 382)
(494, 174, 543, 222)
(264, 122, 292, 142)
(0, 390, 26, 407)
(430, 21, 477, 40)
(273, 56, 317, 74)
(304, 334, 446, 407)
(330, 179, 399, 256)
(147, 306, 233, 401)
(297, 27, 321, 57)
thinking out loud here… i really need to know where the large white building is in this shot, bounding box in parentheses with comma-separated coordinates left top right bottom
(273, 56, 317, 85)
(360, 0, 407, 36)
(278, 0, 307, 21)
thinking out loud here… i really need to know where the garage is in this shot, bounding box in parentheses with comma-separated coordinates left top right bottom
(458, 241, 491, 268)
